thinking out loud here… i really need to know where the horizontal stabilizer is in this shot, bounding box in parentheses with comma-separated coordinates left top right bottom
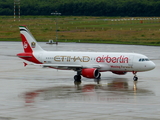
(17, 53, 32, 58)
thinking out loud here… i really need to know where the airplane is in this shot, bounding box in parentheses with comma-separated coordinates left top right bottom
(17, 25, 155, 84)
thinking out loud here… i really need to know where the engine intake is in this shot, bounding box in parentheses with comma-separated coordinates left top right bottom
(81, 68, 100, 79)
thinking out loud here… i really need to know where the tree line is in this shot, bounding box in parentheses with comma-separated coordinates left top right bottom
(1, 0, 160, 17)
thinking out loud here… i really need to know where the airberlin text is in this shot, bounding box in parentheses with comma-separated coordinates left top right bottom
(96, 55, 128, 63)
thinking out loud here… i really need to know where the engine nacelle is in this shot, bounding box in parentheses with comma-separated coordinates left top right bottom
(112, 71, 127, 75)
(81, 68, 100, 79)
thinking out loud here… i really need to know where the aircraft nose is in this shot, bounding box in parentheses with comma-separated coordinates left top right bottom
(147, 61, 156, 70)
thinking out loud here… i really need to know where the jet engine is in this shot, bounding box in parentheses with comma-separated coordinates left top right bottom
(81, 68, 100, 79)
(112, 71, 127, 75)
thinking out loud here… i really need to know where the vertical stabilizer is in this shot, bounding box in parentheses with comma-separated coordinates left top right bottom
(19, 26, 43, 53)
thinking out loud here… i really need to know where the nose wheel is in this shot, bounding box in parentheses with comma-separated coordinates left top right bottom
(133, 71, 138, 81)
(133, 76, 138, 81)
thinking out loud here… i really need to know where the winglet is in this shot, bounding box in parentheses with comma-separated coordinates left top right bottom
(23, 62, 28, 67)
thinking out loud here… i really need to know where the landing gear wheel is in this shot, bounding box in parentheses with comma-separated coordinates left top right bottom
(132, 71, 138, 81)
(94, 73, 101, 84)
(74, 75, 81, 85)
(94, 79, 101, 84)
(133, 76, 138, 81)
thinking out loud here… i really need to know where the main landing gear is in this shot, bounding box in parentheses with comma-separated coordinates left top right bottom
(74, 74, 81, 85)
(74, 70, 82, 85)
(133, 71, 138, 81)
(74, 71, 101, 85)
(94, 73, 101, 84)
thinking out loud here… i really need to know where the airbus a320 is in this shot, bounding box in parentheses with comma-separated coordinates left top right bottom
(17, 26, 155, 84)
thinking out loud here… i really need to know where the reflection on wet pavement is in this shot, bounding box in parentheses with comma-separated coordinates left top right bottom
(22, 79, 154, 105)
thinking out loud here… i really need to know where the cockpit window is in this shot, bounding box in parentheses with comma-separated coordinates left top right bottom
(139, 58, 150, 62)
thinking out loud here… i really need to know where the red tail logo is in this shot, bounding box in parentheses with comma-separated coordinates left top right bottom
(21, 34, 33, 53)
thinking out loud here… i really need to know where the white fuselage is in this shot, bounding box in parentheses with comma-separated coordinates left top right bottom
(33, 51, 155, 72)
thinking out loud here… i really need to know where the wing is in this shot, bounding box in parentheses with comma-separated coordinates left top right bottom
(42, 64, 83, 70)
(42, 64, 101, 70)
(23, 62, 101, 70)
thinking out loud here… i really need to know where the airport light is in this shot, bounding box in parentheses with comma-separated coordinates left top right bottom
(51, 11, 61, 44)
(14, 0, 20, 21)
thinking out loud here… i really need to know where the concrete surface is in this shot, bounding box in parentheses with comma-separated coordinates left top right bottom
(0, 42, 160, 120)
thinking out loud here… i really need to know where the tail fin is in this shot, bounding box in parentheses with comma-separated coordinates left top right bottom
(19, 26, 43, 53)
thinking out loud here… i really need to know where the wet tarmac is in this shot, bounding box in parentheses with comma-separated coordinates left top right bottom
(0, 42, 160, 120)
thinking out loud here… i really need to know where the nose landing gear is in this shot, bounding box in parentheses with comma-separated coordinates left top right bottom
(133, 71, 138, 81)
